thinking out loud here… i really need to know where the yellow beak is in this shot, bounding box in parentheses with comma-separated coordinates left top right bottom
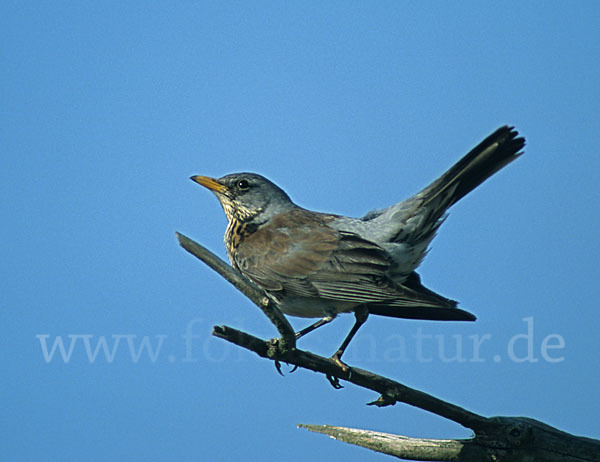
(190, 175, 228, 194)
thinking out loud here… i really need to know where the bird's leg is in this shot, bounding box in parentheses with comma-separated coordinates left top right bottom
(331, 305, 369, 371)
(283, 316, 335, 375)
(295, 316, 334, 339)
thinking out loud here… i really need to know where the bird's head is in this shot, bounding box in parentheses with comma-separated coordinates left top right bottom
(191, 172, 296, 224)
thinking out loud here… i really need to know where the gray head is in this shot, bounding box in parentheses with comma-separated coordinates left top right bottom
(191, 172, 296, 224)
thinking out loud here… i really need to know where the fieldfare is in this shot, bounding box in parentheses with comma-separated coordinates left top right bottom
(191, 126, 525, 369)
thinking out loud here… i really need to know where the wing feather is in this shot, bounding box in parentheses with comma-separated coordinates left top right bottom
(233, 209, 463, 313)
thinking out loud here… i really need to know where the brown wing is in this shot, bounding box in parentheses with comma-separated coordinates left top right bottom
(233, 209, 475, 320)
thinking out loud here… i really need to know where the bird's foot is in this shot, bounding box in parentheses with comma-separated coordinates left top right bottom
(325, 351, 352, 389)
(268, 337, 293, 376)
(326, 374, 343, 389)
(273, 360, 298, 375)
(330, 351, 350, 372)
(268, 338, 298, 375)
(274, 360, 284, 376)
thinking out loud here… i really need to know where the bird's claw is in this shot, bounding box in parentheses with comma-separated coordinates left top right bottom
(274, 360, 299, 376)
(331, 352, 350, 373)
(325, 353, 352, 389)
(326, 374, 343, 389)
(274, 360, 284, 376)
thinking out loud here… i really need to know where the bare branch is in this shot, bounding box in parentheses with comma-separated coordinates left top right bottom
(214, 325, 600, 461)
(300, 422, 600, 461)
(180, 233, 600, 461)
(176, 232, 296, 349)
(212, 325, 488, 430)
(299, 424, 467, 461)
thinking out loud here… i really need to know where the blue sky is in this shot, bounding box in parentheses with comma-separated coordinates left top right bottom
(3, 2, 599, 461)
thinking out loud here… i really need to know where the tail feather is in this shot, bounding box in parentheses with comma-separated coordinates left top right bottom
(368, 272, 477, 321)
(358, 125, 525, 276)
(420, 125, 525, 210)
(367, 305, 476, 321)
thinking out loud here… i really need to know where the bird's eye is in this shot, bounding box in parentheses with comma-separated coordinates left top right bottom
(237, 179, 250, 190)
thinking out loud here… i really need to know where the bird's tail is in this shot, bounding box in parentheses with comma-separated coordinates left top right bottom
(368, 271, 477, 321)
(383, 125, 525, 250)
(419, 125, 525, 212)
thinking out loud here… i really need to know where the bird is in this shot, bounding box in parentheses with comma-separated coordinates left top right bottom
(191, 126, 525, 371)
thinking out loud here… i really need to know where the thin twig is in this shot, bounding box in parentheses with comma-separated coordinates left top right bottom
(212, 324, 488, 431)
(176, 232, 296, 349)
